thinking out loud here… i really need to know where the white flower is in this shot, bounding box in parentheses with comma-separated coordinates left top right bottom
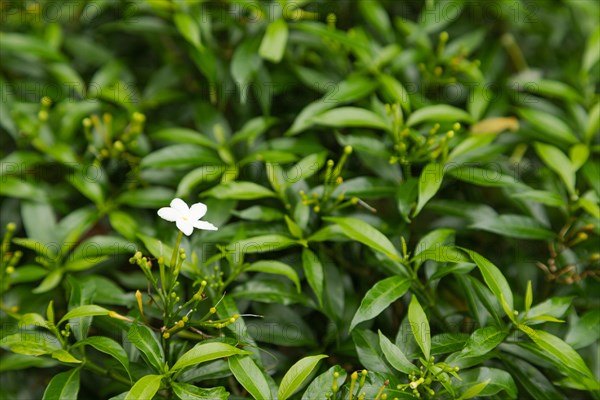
(158, 198, 218, 236)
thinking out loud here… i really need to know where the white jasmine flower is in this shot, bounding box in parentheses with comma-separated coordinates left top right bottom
(158, 198, 218, 236)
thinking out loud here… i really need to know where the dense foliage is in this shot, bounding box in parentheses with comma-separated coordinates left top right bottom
(1, 0, 599, 399)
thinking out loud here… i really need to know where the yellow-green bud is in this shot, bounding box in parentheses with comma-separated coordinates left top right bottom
(210, 307, 217, 314)
(132, 112, 146, 123)
(41, 96, 52, 106)
(113, 140, 125, 152)
(38, 110, 48, 121)
(439, 31, 449, 42)
(82, 118, 92, 128)
(344, 145, 353, 154)
(6, 222, 16, 232)
(6, 266, 15, 274)
(163, 332, 170, 339)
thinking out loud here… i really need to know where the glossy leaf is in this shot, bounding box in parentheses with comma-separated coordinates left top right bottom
(42, 368, 80, 400)
(228, 356, 272, 400)
(171, 342, 250, 374)
(127, 324, 164, 373)
(323, 217, 402, 261)
(408, 296, 431, 359)
(350, 276, 410, 331)
(124, 374, 163, 400)
(278, 354, 328, 400)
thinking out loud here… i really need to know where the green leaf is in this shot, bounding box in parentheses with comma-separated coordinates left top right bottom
(140, 144, 220, 169)
(124, 374, 163, 400)
(174, 13, 201, 49)
(0, 177, 47, 201)
(231, 279, 309, 306)
(352, 329, 393, 374)
(510, 190, 566, 207)
(519, 108, 579, 144)
(302, 248, 324, 306)
(323, 217, 402, 262)
(18, 313, 48, 329)
(245, 260, 301, 292)
(462, 249, 513, 311)
(21, 201, 56, 246)
(171, 342, 250, 374)
(503, 357, 564, 400)
(565, 309, 600, 349)
(569, 143, 589, 171)
(583, 26, 600, 72)
(116, 187, 175, 208)
(150, 127, 216, 148)
(302, 365, 347, 400)
(447, 166, 520, 187)
(32, 269, 64, 294)
(446, 326, 508, 368)
(259, 19, 288, 63)
(469, 214, 555, 240)
(534, 142, 576, 194)
(69, 166, 105, 205)
(58, 305, 110, 325)
(519, 326, 599, 390)
(397, 177, 418, 222)
(457, 367, 517, 399)
(458, 379, 490, 400)
(1, 332, 61, 356)
(231, 36, 262, 103)
(51, 349, 82, 364)
(171, 383, 228, 400)
(0, 354, 59, 371)
(63, 256, 109, 272)
(378, 331, 418, 374)
(74, 337, 131, 380)
(204, 181, 276, 200)
(310, 107, 390, 130)
(278, 355, 328, 400)
(232, 206, 284, 222)
(228, 356, 272, 400)
(42, 368, 80, 400)
(408, 296, 431, 359)
(585, 101, 599, 143)
(527, 296, 573, 322)
(447, 133, 497, 162)
(349, 276, 410, 331)
(284, 215, 303, 239)
(226, 234, 297, 254)
(414, 163, 444, 217)
(127, 324, 164, 373)
(406, 105, 473, 127)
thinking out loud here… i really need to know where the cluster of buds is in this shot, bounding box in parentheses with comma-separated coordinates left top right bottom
(418, 31, 481, 86)
(389, 121, 460, 166)
(397, 357, 460, 398)
(83, 111, 146, 161)
(38, 96, 52, 122)
(538, 223, 600, 284)
(1, 223, 22, 293)
(327, 369, 389, 400)
(299, 146, 374, 214)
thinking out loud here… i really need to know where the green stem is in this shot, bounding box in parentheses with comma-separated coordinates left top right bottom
(84, 359, 131, 386)
(170, 231, 183, 274)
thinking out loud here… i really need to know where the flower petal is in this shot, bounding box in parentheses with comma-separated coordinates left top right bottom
(189, 202, 208, 219)
(176, 219, 194, 236)
(158, 207, 179, 222)
(193, 220, 218, 231)
(170, 198, 189, 214)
